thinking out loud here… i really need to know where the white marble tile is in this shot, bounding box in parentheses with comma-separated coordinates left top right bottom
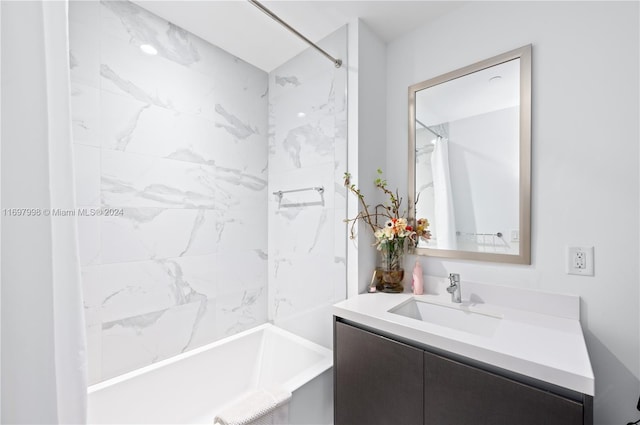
(216, 286, 267, 339)
(74, 144, 101, 206)
(101, 90, 229, 166)
(169, 255, 218, 299)
(101, 149, 267, 210)
(265, 25, 348, 331)
(95, 256, 215, 323)
(269, 253, 336, 321)
(334, 207, 347, 265)
(99, 89, 149, 152)
(214, 249, 268, 290)
(101, 208, 218, 263)
(69, 20, 100, 88)
(212, 60, 268, 141)
(101, 301, 204, 379)
(212, 137, 269, 183)
(81, 265, 102, 325)
(269, 82, 337, 172)
(269, 69, 336, 114)
(97, 261, 179, 323)
(217, 207, 268, 252)
(214, 167, 268, 211)
(271, 25, 346, 95)
(77, 210, 102, 266)
(100, 89, 268, 179)
(269, 205, 333, 258)
(100, 32, 218, 121)
(70, 0, 273, 383)
(101, 150, 216, 209)
(100, 0, 219, 77)
(69, 0, 100, 26)
(70, 83, 100, 147)
(214, 248, 267, 337)
(100, 0, 269, 92)
(269, 58, 333, 102)
(333, 142, 348, 206)
(194, 38, 261, 84)
(181, 298, 218, 351)
(86, 324, 103, 385)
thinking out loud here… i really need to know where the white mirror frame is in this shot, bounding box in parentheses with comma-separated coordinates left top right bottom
(408, 44, 532, 264)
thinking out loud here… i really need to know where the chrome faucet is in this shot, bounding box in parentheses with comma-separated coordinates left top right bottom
(447, 273, 461, 303)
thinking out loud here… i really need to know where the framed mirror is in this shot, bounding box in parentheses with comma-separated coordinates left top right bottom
(408, 45, 531, 264)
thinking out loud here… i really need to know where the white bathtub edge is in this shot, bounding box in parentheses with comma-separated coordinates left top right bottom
(88, 323, 333, 395)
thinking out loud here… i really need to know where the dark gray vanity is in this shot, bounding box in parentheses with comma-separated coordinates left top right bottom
(332, 284, 594, 425)
(334, 319, 592, 425)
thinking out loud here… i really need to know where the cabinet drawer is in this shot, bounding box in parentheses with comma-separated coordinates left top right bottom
(335, 321, 423, 425)
(424, 350, 584, 425)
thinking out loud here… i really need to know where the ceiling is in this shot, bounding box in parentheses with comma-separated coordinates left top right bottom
(132, 1, 466, 72)
(416, 58, 520, 126)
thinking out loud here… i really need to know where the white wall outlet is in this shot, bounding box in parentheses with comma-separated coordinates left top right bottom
(511, 229, 520, 242)
(566, 246, 594, 276)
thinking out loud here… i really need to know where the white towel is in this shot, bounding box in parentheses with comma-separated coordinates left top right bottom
(214, 388, 292, 425)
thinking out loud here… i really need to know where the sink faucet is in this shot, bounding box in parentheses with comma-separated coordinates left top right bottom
(447, 273, 461, 303)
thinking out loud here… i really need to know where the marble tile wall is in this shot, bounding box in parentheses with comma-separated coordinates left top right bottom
(69, 0, 269, 383)
(267, 27, 348, 348)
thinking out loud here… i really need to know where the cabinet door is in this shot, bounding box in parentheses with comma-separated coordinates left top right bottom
(424, 351, 583, 425)
(335, 321, 423, 425)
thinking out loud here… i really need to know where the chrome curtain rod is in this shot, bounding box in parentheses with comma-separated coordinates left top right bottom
(248, 0, 343, 68)
(416, 119, 443, 139)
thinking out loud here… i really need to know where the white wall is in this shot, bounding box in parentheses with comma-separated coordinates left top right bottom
(347, 19, 388, 297)
(386, 2, 639, 423)
(0, 0, 3, 419)
(1, 2, 68, 420)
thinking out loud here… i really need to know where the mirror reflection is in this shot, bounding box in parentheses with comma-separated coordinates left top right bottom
(409, 45, 531, 264)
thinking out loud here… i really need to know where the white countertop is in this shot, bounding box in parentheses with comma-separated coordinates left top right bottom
(332, 279, 595, 396)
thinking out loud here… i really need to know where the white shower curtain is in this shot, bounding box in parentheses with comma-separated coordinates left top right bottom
(431, 138, 457, 250)
(1, 1, 88, 423)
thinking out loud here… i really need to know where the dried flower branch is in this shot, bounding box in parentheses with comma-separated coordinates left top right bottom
(343, 169, 431, 247)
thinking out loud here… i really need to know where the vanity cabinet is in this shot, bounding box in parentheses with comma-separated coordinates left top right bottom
(334, 319, 592, 425)
(334, 318, 423, 425)
(424, 350, 584, 424)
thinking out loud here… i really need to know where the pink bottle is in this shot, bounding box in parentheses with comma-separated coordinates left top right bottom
(412, 261, 424, 295)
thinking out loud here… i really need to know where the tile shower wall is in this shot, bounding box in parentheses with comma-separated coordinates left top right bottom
(69, 1, 268, 383)
(267, 27, 348, 348)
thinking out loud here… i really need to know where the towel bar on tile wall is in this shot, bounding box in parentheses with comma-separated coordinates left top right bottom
(273, 186, 325, 208)
(456, 231, 503, 238)
(272, 186, 324, 199)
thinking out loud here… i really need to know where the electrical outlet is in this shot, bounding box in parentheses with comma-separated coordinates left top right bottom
(511, 229, 520, 243)
(567, 246, 594, 276)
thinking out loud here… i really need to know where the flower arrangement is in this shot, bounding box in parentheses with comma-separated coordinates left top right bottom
(344, 169, 431, 265)
(344, 169, 431, 293)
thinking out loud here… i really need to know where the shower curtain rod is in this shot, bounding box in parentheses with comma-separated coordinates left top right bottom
(248, 0, 343, 68)
(416, 118, 443, 139)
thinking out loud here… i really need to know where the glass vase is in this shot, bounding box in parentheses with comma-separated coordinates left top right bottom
(379, 239, 405, 293)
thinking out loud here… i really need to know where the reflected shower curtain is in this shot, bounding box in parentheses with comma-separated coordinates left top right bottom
(1, 1, 88, 423)
(431, 138, 457, 250)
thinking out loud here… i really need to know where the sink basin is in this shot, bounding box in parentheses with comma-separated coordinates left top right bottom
(389, 299, 501, 337)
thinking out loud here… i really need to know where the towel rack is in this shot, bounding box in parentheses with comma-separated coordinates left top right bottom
(272, 186, 324, 199)
(273, 186, 325, 208)
(456, 231, 503, 238)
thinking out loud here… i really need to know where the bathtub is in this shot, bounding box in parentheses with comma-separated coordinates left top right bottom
(87, 323, 334, 424)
